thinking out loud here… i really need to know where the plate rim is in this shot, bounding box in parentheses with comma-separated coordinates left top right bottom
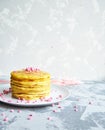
(0, 84, 70, 107)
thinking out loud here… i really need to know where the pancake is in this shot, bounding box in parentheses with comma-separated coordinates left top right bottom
(10, 67, 51, 100)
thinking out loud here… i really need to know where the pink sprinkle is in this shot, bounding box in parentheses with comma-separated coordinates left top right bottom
(74, 105, 77, 108)
(29, 114, 32, 117)
(53, 110, 57, 112)
(58, 106, 62, 108)
(9, 88, 12, 92)
(89, 101, 92, 104)
(0, 93, 3, 96)
(3, 117, 8, 121)
(40, 98, 44, 101)
(25, 67, 31, 72)
(25, 67, 40, 72)
(17, 101, 19, 103)
(3, 89, 9, 94)
(17, 110, 21, 113)
(27, 117, 32, 120)
(1, 112, 5, 116)
(52, 103, 55, 107)
(45, 97, 52, 102)
(59, 95, 62, 98)
(74, 108, 78, 112)
(47, 117, 51, 120)
(30, 67, 34, 71)
(27, 114, 33, 120)
(10, 109, 14, 112)
(26, 100, 30, 103)
(35, 68, 40, 72)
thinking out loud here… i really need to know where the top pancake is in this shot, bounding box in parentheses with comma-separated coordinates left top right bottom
(11, 69, 50, 81)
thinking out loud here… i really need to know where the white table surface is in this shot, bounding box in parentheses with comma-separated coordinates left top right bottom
(0, 80, 105, 130)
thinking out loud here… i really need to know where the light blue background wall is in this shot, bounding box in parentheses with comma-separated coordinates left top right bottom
(0, 0, 105, 80)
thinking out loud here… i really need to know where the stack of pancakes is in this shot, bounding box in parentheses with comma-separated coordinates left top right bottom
(10, 68, 51, 100)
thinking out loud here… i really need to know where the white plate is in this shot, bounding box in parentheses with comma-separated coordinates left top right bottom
(0, 84, 70, 107)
